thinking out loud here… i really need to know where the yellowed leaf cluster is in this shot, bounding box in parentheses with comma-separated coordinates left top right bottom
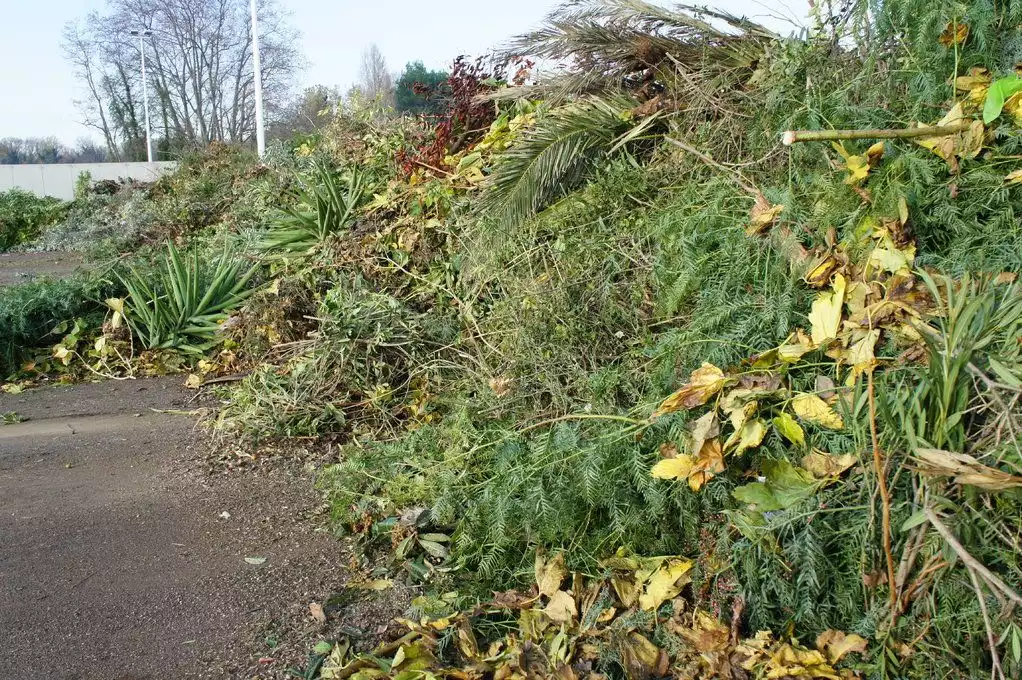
(914, 103, 984, 172)
(832, 141, 884, 185)
(317, 549, 868, 680)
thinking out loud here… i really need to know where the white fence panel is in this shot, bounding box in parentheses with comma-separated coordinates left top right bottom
(0, 162, 179, 200)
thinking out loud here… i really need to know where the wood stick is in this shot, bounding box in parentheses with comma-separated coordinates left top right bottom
(782, 122, 973, 146)
(925, 508, 1022, 607)
(868, 369, 898, 617)
(663, 136, 759, 195)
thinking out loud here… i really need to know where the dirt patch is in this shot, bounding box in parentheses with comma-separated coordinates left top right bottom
(0, 377, 407, 679)
(0, 251, 84, 287)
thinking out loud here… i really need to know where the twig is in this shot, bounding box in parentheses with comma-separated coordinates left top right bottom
(966, 560, 1005, 680)
(925, 508, 1022, 607)
(782, 123, 973, 145)
(200, 373, 250, 387)
(663, 136, 759, 196)
(869, 368, 898, 618)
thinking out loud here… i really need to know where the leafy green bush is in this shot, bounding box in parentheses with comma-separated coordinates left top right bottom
(0, 276, 112, 376)
(217, 280, 444, 442)
(0, 189, 68, 252)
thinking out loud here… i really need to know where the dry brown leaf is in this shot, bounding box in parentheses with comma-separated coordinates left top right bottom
(654, 363, 727, 416)
(816, 629, 868, 665)
(938, 21, 969, 47)
(747, 193, 785, 236)
(914, 448, 1022, 491)
(688, 439, 725, 491)
(309, 602, 327, 624)
(536, 552, 568, 597)
(802, 450, 858, 478)
(544, 590, 577, 623)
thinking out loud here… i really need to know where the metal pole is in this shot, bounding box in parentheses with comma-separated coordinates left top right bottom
(139, 33, 153, 163)
(250, 0, 266, 157)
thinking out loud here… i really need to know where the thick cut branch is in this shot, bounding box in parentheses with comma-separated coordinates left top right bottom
(782, 123, 973, 145)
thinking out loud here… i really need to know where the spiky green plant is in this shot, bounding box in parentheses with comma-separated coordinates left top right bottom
(258, 162, 369, 253)
(119, 243, 257, 352)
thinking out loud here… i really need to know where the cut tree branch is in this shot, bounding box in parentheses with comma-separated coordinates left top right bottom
(782, 123, 973, 145)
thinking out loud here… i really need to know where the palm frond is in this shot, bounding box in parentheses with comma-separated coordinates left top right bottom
(495, 0, 777, 100)
(479, 95, 644, 228)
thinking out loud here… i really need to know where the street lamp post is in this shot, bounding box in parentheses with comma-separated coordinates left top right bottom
(130, 29, 154, 163)
(250, 0, 266, 157)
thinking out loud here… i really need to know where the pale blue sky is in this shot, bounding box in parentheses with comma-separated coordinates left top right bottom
(0, 0, 805, 144)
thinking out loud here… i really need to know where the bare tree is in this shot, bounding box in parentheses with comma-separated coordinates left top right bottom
(63, 0, 301, 159)
(355, 44, 395, 108)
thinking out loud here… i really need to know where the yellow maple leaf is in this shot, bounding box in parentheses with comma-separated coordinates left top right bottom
(727, 418, 768, 455)
(1006, 169, 1022, 185)
(687, 439, 724, 491)
(535, 552, 567, 597)
(802, 450, 858, 478)
(766, 643, 840, 680)
(792, 393, 844, 430)
(654, 363, 727, 416)
(543, 590, 577, 623)
(747, 193, 785, 236)
(809, 273, 847, 346)
(843, 329, 880, 384)
(938, 21, 969, 47)
(651, 455, 694, 480)
(804, 254, 843, 288)
(773, 411, 806, 446)
(815, 629, 868, 664)
(638, 558, 693, 611)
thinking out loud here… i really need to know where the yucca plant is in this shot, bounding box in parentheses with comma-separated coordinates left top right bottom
(119, 243, 258, 352)
(257, 162, 368, 253)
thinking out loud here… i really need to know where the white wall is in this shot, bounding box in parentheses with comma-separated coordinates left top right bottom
(0, 162, 179, 200)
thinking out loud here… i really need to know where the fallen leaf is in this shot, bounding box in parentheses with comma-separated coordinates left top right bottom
(728, 418, 768, 455)
(310, 602, 327, 624)
(654, 363, 727, 416)
(809, 273, 847, 346)
(689, 411, 720, 454)
(651, 455, 695, 480)
(244, 556, 267, 565)
(805, 254, 843, 288)
(802, 450, 858, 478)
(732, 459, 819, 511)
(687, 439, 724, 491)
(313, 641, 334, 655)
(816, 629, 868, 664)
(747, 193, 785, 236)
(938, 21, 969, 47)
(844, 329, 880, 384)
(792, 393, 845, 430)
(773, 412, 805, 446)
(535, 552, 568, 597)
(1006, 169, 1022, 185)
(914, 448, 1022, 491)
(348, 579, 394, 590)
(638, 558, 693, 611)
(544, 590, 577, 623)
